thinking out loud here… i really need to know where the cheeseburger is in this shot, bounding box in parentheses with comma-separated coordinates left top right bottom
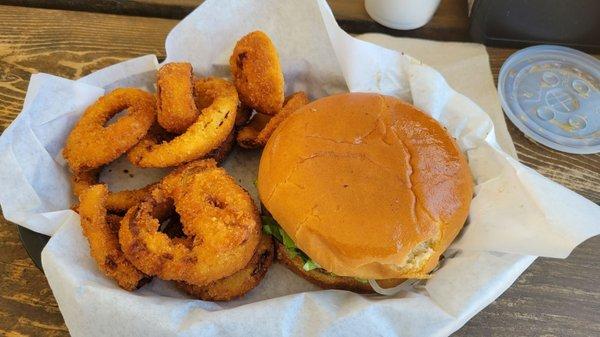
(257, 93, 473, 293)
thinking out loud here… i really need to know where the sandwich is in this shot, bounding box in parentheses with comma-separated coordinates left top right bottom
(257, 92, 473, 293)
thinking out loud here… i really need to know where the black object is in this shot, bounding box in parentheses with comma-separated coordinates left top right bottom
(469, 0, 600, 52)
(17, 225, 49, 271)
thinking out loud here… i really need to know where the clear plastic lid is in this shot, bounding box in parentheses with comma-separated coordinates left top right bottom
(498, 45, 600, 154)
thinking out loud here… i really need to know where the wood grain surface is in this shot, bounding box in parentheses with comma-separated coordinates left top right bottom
(0, 2, 598, 337)
(1, 0, 470, 42)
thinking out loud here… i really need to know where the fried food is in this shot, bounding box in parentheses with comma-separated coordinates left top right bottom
(69, 123, 173, 213)
(77, 184, 149, 291)
(71, 169, 155, 213)
(63, 35, 289, 300)
(205, 128, 236, 164)
(177, 233, 274, 301)
(230, 31, 284, 115)
(128, 122, 235, 167)
(236, 113, 271, 149)
(157, 63, 199, 134)
(256, 92, 309, 143)
(235, 104, 252, 127)
(119, 159, 261, 286)
(127, 78, 238, 168)
(63, 88, 156, 172)
(237, 92, 309, 148)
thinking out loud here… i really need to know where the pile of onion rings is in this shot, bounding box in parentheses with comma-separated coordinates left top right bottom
(64, 30, 304, 301)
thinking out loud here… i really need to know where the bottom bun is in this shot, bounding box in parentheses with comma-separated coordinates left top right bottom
(276, 243, 404, 293)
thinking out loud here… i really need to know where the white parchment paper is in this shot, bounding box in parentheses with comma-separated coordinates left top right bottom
(0, 0, 599, 336)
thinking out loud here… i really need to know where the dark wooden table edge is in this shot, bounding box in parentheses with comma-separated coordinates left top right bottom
(0, 0, 473, 41)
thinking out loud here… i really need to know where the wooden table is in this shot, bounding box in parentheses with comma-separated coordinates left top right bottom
(0, 1, 598, 336)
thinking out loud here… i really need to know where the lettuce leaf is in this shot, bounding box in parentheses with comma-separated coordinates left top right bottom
(262, 215, 314, 265)
(302, 259, 321, 271)
(262, 215, 369, 283)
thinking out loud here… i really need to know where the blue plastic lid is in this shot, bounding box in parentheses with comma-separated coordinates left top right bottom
(498, 45, 600, 154)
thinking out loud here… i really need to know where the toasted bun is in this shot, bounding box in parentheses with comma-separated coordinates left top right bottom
(275, 243, 405, 292)
(275, 242, 374, 293)
(258, 93, 473, 280)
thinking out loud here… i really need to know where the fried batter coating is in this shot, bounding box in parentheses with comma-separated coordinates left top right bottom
(205, 128, 236, 164)
(71, 125, 166, 213)
(63, 88, 156, 172)
(78, 184, 149, 290)
(127, 78, 238, 168)
(230, 31, 284, 115)
(237, 92, 309, 148)
(235, 104, 252, 127)
(71, 126, 233, 214)
(157, 63, 199, 134)
(119, 159, 261, 286)
(236, 113, 271, 149)
(177, 234, 274, 301)
(71, 169, 155, 213)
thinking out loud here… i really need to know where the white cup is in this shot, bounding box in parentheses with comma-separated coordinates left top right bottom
(365, 0, 442, 30)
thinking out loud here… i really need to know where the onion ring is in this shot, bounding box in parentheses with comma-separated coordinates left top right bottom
(63, 88, 156, 172)
(230, 31, 284, 115)
(146, 122, 237, 165)
(236, 113, 270, 149)
(77, 184, 149, 290)
(205, 127, 236, 164)
(127, 78, 238, 168)
(237, 92, 309, 148)
(70, 125, 167, 213)
(156, 63, 199, 134)
(70, 128, 233, 214)
(235, 104, 252, 127)
(176, 233, 274, 301)
(119, 159, 261, 285)
(71, 169, 155, 213)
